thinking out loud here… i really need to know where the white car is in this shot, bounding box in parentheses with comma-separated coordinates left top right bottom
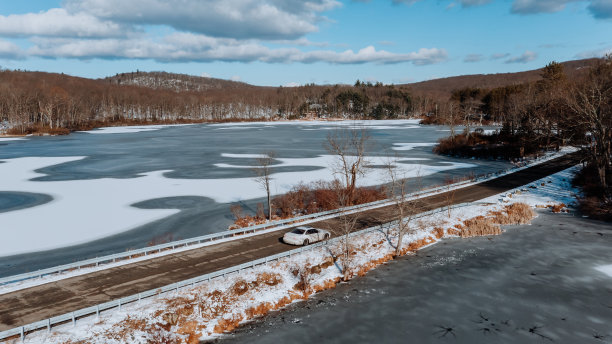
(283, 226, 331, 246)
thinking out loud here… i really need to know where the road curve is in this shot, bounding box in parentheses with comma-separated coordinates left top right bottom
(0, 153, 581, 331)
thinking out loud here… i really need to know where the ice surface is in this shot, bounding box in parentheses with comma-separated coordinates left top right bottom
(0, 154, 474, 256)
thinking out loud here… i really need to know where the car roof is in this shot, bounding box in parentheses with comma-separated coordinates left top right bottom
(295, 225, 316, 230)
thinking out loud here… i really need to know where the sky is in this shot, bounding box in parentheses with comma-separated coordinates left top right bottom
(0, 0, 610, 86)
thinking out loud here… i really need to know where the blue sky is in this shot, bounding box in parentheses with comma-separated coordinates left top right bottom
(0, 0, 610, 86)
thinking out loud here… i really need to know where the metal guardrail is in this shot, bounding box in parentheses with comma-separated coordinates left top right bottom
(0, 202, 475, 342)
(0, 148, 572, 287)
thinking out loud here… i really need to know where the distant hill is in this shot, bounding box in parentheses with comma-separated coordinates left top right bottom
(404, 58, 599, 97)
(102, 71, 255, 92)
(99, 58, 599, 96)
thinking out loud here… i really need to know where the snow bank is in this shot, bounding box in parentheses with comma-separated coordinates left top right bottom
(18, 164, 582, 344)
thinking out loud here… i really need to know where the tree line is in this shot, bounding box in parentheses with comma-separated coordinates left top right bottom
(0, 70, 417, 135)
(427, 56, 611, 217)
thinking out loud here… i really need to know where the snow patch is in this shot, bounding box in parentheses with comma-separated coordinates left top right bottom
(221, 153, 269, 159)
(595, 265, 612, 278)
(392, 142, 436, 151)
(80, 124, 193, 134)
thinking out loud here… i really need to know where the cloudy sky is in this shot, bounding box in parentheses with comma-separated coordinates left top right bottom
(0, 0, 610, 86)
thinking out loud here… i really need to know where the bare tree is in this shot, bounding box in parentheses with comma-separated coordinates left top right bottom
(325, 127, 371, 205)
(443, 176, 457, 218)
(326, 179, 359, 280)
(252, 152, 277, 220)
(567, 56, 612, 189)
(384, 157, 420, 256)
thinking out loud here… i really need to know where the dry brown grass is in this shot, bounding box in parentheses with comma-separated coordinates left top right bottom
(213, 314, 244, 334)
(433, 227, 445, 239)
(550, 203, 567, 213)
(460, 216, 502, 237)
(104, 316, 150, 341)
(503, 203, 536, 224)
(355, 254, 394, 277)
(451, 202, 535, 238)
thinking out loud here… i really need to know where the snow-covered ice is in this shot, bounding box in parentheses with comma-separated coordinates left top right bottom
(0, 154, 475, 256)
(391, 142, 436, 151)
(220, 153, 269, 159)
(79, 124, 194, 134)
(0, 137, 27, 142)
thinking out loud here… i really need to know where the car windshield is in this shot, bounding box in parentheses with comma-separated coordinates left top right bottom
(291, 228, 306, 234)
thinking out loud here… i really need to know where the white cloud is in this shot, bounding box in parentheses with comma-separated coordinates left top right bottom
(230, 75, 242, 81)
(201, 72, 211, 78)
(505, 50, 538, 63)
(395, 0, 490, 7)
(464, 53, 484, 62)
(0, 40, 22, 59)
(491, 52, 510, 60)
(575, 47, 612, 58)
(588, 0, 612, 19)
(27, 35, 448, 65)
(460, 0, 492, 7)
(64, 0, 342, 40)
(511, 0, 612, 19)
(0, 8, 130, 38)
(1, 1, 450, 66)
(511, 0, 576, 14)
(283, 82, 300, 87)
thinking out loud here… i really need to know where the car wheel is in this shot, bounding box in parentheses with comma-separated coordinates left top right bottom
(303, 239, 309, 246)
(324, 234, 330, 239)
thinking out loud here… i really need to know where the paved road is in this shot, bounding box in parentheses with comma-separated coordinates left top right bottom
(0, 153, 580, 331)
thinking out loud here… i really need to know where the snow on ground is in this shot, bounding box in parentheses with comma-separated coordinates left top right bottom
(391, 142, 436, 151)
(79, 124, 194, 134)
(0, 154, 475, 256)
(18, 164, 582, 344)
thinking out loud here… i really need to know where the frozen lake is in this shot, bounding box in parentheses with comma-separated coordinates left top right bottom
(0, 120, 511, 276)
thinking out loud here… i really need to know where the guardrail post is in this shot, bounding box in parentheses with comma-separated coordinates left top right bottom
(20, 326, 24, 342)
(96, 305, 100, 319)
(138, 293, 141, 303)
(118, 299, 122, 311)
(47, 318, 51, 332)
(72, 312, 75, 327)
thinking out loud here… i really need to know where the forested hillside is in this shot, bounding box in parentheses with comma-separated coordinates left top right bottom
(0, 58, 600, 135)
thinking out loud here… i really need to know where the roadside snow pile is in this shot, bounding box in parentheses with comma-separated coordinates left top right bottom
(15, 165, 583, 344)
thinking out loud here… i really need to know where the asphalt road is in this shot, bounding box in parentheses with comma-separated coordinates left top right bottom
(0, 153, 581, 331)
